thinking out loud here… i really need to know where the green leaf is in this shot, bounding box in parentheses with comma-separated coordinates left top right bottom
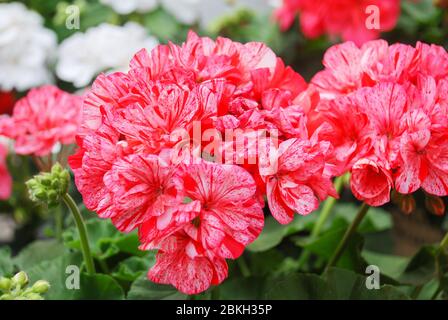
(247, 214, 314, 252)
(333, 204, 392, 233)
(0, 247, 13, 277)
(401, 0, 439, 25)
(399, 245, 437, 286)
(246, 250, 287, 276)
(302, 227, 365, 271)
(247, 217, 286, 252)
(112, 253, 156, 282)
(266, 268, 410, 300)
(266, 273, 327, 299)
(63, 219, 144, 260)
(25, 253, 124, 300)
(362, 251, 409, 280)
(127, 274, 186, 300)
(415, 278, 440, 300)
(143, 9, 186, 43)
(13, 240, 66, 271)
(219, 276, 266, 300)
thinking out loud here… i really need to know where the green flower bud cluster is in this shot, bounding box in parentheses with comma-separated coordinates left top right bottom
(0, 271, 50, 300)
(26, 163, 70, 207)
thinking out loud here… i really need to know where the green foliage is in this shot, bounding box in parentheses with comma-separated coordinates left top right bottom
(63, 219, 144, 260)
(127, 274, 186, 300)
(13, 240, 66, 270)
(112, 254, 156, 282)
(265, 268, 410, 300)
(0, 247, 13, 277)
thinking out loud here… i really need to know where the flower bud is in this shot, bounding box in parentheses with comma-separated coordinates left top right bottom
(12, 271, 28, 288)
(0, 277, 12, 292)
(425, 194, 445, 216)
(31, 280, 50, 294)
(26, 163, 70, 206)
(392, 191, 416, 215)
(23, 292, 44, 300)
(0, 293, 14, 300)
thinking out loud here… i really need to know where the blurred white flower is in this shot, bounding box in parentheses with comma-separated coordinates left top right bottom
(0, 3, 57, 91)
(56, 22, 159, 88)
(101, 0, 277, 27)
(160, 0, 202, 25)
(198, 0, 277, 28)
(100, 0, 158, 15)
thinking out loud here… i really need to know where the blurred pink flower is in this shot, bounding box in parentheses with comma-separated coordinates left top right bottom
(0, 144, 12, 200)
(275, 0, 400, 45)
(0, 86, 82, 156)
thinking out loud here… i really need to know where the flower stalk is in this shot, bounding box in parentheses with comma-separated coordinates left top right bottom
(324, 202, 370, 273)
(26, 163, 96, 274)
(62, 193, 95, 274)
(297, 175, 345, 269)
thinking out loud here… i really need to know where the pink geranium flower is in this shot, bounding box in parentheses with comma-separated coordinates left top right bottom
(275, 0, 400, 45)
(351, 157, 393, 206)
(0, 85, 82, 156)
(0, 143, 12, 200)
(148, 232, 228, 295)
(144, 160, 263, 294)
(314, 40, 448, 208)
(70, 31, 336, 294)
(261, 137, 336, 224)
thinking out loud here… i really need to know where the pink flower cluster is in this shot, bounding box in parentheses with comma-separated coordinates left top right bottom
(0, 143, 11, 200)
(69, 31, 336, 294)
(275, 0, 400, 45)
(0, 86, 82, 156)
(309, 40, 448, 209)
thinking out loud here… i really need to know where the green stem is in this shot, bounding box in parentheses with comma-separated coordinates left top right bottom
(62, 193, 95, 274)
(324, 202, 370, 274)
(211, 286, 220, 300)
(439, 232, 448, 253)
(297, 176, 345, 269)
(98, 259, 110, 274)
(430, 231, 448, 300)
(55, 206, 63, 242)
(312, 176, 345, 237)
(237, 255, 251, 277)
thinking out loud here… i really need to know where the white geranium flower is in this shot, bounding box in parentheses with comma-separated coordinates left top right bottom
(160, 0, 202, 25)
(100, 0, 158, 15)
(56, 22, 159, 88)
(0, 3, 56, 91)
(160, 0, 278, 28)
(197, 0, 277, 28)
(100, 0, 277, 27)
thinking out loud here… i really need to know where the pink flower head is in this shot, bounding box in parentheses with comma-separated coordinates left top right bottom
(0, 143, 12, 200)
(261, 137, 337, 224)
(70, 31, 336, 294)
(0, 86, 82, 156)
(351, 157, 393, 206)
(140, 159, 263, 294)
(179, 160, 264, 258)
(311, 40, 448, 102)
(138, 159, 264, 254)
(310, 40, 448, 208)
(148, 232, 228, 295)
(395, 77, 448, 196)
(144, 161, 264, 294)
(275, 0, 400, 45)
(104, 153, 185, 232)
(311, 40, 418, 100)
